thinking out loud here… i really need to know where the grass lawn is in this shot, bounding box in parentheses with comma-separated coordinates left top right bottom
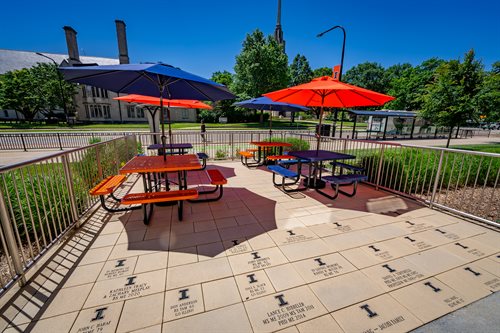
(449, 143, 500, 154)
(0, 119, 367, 132)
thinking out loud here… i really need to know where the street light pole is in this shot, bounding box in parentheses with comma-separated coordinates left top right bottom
(317, 25, 346, 138)
(317, 25, 346, 81)
(36, 52, 69, 122)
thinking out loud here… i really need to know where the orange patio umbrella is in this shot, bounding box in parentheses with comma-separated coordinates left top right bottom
(114, 94, 212, 144)
(264, 76, 395, 152)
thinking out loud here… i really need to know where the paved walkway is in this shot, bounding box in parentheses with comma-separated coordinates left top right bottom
(0, 161, 498, 333)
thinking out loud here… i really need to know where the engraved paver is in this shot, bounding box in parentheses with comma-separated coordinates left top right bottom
(332, 294, 422, 333)
(244, 286, 328, 333)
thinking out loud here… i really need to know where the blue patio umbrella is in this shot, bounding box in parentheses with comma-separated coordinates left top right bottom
(233, 96, 308, 138)
(59, 63, 235, 159)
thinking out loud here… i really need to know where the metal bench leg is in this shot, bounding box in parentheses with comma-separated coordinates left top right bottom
(100, 196, 140, 212)
(272, 174, 306, 193)
(316, 184, 340, 200)
(142, 203, 154, 225)
(338, 181, 359, 197)
(178, 200, 184, 221)
(188, 185, 223, 203)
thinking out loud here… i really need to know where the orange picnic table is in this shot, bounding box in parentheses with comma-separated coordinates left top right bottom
(120, 154, 202, 191)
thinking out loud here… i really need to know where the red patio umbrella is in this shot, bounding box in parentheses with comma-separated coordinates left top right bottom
(264, 76, 395, 152)
(114, 94, 213, 109)
(114, 94, 212, 144)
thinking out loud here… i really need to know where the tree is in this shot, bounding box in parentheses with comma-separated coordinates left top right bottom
(421, 50, 484, 147)
(313, 67, 332, 78)
(344, 62, 389, 93)
(0, 62, 76, 122)
(233, 29, 289, 122)
(289, 54, 313, 122)
(202, 71, 235, 122)
(476, 61, 500, 122)
(386, 58, 443, 110)
(289, 54, 313, 86)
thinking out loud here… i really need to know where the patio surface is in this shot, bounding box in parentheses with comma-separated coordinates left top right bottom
(0, 161, 499, 333)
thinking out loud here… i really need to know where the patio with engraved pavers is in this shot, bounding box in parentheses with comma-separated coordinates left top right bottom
(1, 161, 499, 333)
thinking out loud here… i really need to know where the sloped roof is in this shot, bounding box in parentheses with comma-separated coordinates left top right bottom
(0, 49, 119, 74)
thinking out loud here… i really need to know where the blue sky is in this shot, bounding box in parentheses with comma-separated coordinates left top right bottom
(1, 0, 499, 78)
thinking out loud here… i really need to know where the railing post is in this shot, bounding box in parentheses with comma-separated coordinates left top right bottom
(230, 132, 234, 160)
(113, 140, 119, 174)
(61, 155, 79, 224)
(430, 150, 445, 208)
(20, 134, 27, 152)
(57, 133, 63, 150)
(0, 180, 26, 286)
(96, 146, 103, 179)
(375, 145, 385, 190)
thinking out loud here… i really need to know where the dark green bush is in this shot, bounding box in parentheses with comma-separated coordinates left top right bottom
(267, 137, 310, 151)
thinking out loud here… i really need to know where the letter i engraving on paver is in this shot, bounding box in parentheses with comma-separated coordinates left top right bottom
(115, 259, 126, 267)
(360, 304, 378, 318)
(424, 281, 441, 293)
(404, 236, 416, 242)
(125, 276, 137, 286)
(405, 220, 415, 226)
(287, 230, 296, 236)
(464, 267, 481, 276)
(247, 274, 258, 284)
(314, 258, 326, 266)
(91, 307, 107, 321)
(382, 264, 396, 273)
(251, 252, 261, 259)
(275, 294, 288, 307)
(178, 289, 189, 300)
(232, 239, 239, 246)
(455, 242, 468, 249)
(435, 229, 446, 234)
(368, 245, 380, 252)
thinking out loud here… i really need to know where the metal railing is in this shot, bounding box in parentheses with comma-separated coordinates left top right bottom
(290, 134, 500, 226)
(0, 135, 137, 293)
(134, 130, 312, 159)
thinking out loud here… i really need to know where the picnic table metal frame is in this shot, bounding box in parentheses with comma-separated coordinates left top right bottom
(246, 141, 293, 167)
(147, 143, 193, 155)
(287, 150, 356, 190)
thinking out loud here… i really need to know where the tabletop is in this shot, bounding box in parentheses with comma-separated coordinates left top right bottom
(288, 150, 356, 162)
(120, 154, 202, 174)
(250, 141, 293, 147)
(147, 143, 193, 150)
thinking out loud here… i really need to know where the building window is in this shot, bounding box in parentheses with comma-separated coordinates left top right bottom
(87, 104, 111, 119)
(127, 105, 136, 118)
(91, 86, 101, 98)
(82, 86, 87, 98)
(137, 108, 144, 118)
(4, 110, 9, 117)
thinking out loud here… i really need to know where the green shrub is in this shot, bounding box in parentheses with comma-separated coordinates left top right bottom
(267, 137, 310, 151)
(215, 149, 227, 159)
(89, 137, 102, 144)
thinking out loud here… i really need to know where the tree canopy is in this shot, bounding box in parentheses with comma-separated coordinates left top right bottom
(0, 62, 76, 121)
(233, 29, 289, 100)
(289, 54, 313, 86)
(420, 50, 484, 146)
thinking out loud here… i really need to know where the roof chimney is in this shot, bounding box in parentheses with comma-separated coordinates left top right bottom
(115, 20, 130, 64)
(63, 26, 80, 64)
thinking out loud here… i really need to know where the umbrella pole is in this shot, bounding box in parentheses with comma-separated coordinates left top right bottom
(269, 107, 273, 140)
(167, 103, 173, 145)
(159, 89, 167, 161)
(316, 96, 325, 154)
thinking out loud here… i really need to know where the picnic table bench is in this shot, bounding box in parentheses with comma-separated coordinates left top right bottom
(89, 175, 140, 212)
(121, 189, 198, 224)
